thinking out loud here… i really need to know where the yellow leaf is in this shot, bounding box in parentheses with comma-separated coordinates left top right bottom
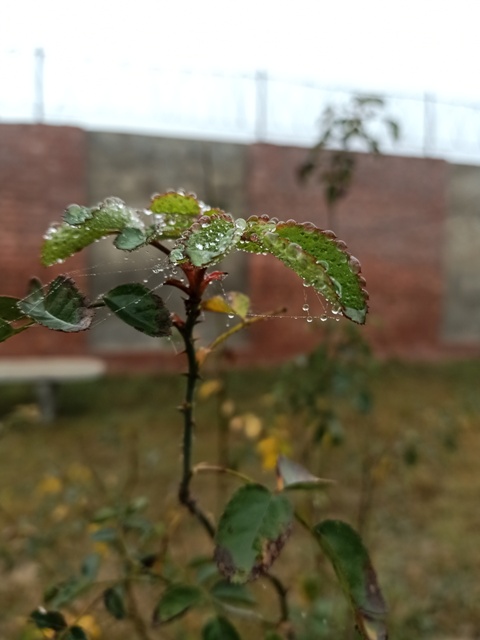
(67, 462, 92, 484)
(201, 295, 234, 315)
(256, 435, 290, 470)
(197, 379, 223, 400)
(77, 615, 101, 639)
(220, 399, 235, 418)
(243, 413, 263, 439)
(36, 475, 62, 496)
(51, 504, 69, 522)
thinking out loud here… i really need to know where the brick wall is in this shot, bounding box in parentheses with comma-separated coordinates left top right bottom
(246, 144, 450, 360)
(0, 124, 88, 356)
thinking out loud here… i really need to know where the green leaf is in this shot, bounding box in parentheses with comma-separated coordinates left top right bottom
(64, 204, 92, 225)
(103, 585, 127, 620)
(210, 580, 256, 606)
(80, 553, 100, 581)
(188, 556, 219, 584)
(169, 213, 246, 267)
(0, 296, 24, 321)
(202, 615, 241, 640)
(0, 318, 17, 342)
(149, 191, 201, 240)
(17, 277, 93, 332)
(226, 292, 250, 319)
(150, 191, 201, 216)
(91, 506, 118, 523)
(30, 609, 67, 631)
(214, 484, 293, 583)
(103, 283, 172, 337)
(153, 584, 203, 624)
(238, 217, 368, 324)
(276, 455, 334, 491)
(90, 526, 118, 542)
(313, 520, 387, 640)
(41, 197, 142, 266)
(114, 226, 148, 251)
(44, 578, 87, 609)
(64, 627, 88, 640)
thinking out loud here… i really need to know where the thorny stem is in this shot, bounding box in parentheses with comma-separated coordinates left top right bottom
(176, 284, 215, 539)
(174, 268, 295, 635)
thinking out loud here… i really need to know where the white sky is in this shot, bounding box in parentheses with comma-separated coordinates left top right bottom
(2, 0, 480, 101)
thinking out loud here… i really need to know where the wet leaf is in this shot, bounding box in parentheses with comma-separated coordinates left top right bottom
(18, 277, 93, 332)
(149, 191, 201, 239)
(64, 204, 92, 225)
(276, 456, 333, 491)
(0, 318, 17, 342)
(226, 292, 250, 319)
(152, 584, 203, 624)
(150, 191, 201, 216)
(210, 580, 256, 606)
(0, 296, 24, 321)
(103, 585, 126, 620)
(202, 615, 241, 640)
(170, 213, 245, 267)
(30, 609, 67, 631)
(42, 197, 142, 266)
(114, 226, 148, 251)
(313, 519, 387, 640)
(103, 283, 172, 337)
(239, 217, 368, 324)
(214, 483, 293, 583)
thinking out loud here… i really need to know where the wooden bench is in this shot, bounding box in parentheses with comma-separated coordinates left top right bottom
(0, 357, 106, 423)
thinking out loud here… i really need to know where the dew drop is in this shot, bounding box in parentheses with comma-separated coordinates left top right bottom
(306, 316, 313, 323)
(320, 314, 328, 322)
(227, 314, 235, 319)
(302, 303, 309, 312)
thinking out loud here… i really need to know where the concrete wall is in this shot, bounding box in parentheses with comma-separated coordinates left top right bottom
(443, 164, 480, 344)
(86, 133, 249, 353)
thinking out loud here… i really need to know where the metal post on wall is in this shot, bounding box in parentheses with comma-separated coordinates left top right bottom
(33, 47, 45, 123)
(423, 92, 436, 156)
(255, 70, 268, 142)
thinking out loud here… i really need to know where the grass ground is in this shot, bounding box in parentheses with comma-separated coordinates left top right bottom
(0, 359, 479, 639)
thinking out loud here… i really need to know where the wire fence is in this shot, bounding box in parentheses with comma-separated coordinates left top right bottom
(2, 47, 480, 164)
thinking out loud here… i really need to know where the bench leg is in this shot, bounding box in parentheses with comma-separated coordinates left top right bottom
(35, 381, 57, 423)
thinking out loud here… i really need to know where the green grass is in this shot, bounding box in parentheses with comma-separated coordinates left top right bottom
(1, 360, 480, 639)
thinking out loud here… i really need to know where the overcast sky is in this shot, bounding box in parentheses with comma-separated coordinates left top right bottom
(2, 0, 480, 100)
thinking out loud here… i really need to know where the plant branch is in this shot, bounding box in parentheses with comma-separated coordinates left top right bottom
(264, 573, 296, 639)
(193, 463, 253, 485)
(205, 306, 287, 359)
(149, 239, 171, 255)
(176, 284, 215, 539)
